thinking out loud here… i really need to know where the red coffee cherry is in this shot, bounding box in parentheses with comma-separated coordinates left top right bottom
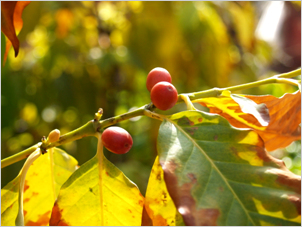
(146, 67, 172, 92)
(150, 82, 178, 110)
(101, 126, 133, 154)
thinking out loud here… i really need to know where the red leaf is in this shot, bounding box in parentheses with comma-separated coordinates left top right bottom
(1, 1, 30, 65)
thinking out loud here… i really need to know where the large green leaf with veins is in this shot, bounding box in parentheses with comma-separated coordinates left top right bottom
(157, 110, 301, 226)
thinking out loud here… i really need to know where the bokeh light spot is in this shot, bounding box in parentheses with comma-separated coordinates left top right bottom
(89, 47, 103, 59)
(110, 30, 123, 47)
(98, 2, 117, 22)
(21, 103, 38, 124)
(128, 1, 143, 13)
(7, 137, 21, 153)
(116, 46, 127, 57)
(42, 107, 57, 123)
(19, 133, 34, 147)
(63, 109, 77, 123)
(282, 156, 293, 169)
(98, 34, 111, 49)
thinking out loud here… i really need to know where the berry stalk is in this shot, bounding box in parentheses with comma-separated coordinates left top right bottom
(1, 68, 300, 168)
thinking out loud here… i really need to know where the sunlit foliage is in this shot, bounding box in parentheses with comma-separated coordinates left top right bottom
(1, 1, 300, 193)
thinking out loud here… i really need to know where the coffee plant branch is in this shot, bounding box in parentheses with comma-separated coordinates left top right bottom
(1, 68, 300, 168)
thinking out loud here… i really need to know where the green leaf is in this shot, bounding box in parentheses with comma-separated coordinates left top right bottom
(49, 139, 144, 226)
(1, 148, 78, 226)
(157, 110, 301, 226)
(143, 156, 184, 226)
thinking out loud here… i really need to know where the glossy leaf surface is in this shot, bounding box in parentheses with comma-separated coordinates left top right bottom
(143, 156, 184, 226)
(1, 148, 78, 226)
(157, 110, 301, 226)
(197, 91, 301, 151)
(49, 151, 144, 226)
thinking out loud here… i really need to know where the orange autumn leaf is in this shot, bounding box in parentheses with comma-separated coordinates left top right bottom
(1, 1, 30, 65)
(197, 91, 301, 151)
(246, 91, 301, 151)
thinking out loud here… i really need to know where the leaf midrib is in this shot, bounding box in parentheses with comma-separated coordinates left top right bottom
(166, 115, 256, 226)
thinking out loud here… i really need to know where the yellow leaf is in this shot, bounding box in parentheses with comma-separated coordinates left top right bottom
(143, 156, 184, 226)
(1, 148, 78, 226)
(49, 135, 144, 226)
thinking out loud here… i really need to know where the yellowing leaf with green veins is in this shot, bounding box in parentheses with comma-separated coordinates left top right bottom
(157, 110, 301, 226)
(1, 147, 78, 226)
(142, 156, 184, 226)
(197, 91, 301, 151)
(49, 137, 144, 226)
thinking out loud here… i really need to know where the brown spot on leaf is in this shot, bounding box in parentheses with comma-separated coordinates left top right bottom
(254, 146, 274, 163)
(275, 168, 301, 194)
(153, 214, 168, 226)
(128, 209, 132, 213)
(161, 191, 168, 206)
(32, 172, 39, 176)
(141, 205, 153, 226)
(186, 127, 198, 136)
(23, 198, 30, 203)
(23, 180, 29, 192)
(156, 173, 161, 181)
(32, 192, 39, 197)
(178, 117, 194, 126)
(198, 118, 203, 123)
(23, 210, 27, 216)
(230, 146, 238, 157)
(187, 173, 197, 184)
(162, 160, 220, 225)
(196, 208, 220, 226)
(49, 201, 69, 226)
(26, 211, 51, 226)
(139, 199, 144, 207)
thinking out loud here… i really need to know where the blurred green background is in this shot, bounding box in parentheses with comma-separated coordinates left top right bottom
(1, 1, 301, 195)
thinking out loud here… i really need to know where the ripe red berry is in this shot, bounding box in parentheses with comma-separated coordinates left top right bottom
(146, 67, 172, 92)
(150, 82, 178, 110)
(101, 127, 133, 154)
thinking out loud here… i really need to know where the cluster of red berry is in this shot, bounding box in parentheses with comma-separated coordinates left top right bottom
(101, 67, 178, 154)
(146, 67, 178, 110)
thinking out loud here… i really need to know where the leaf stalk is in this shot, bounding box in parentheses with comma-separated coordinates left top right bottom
(2, 68, 300, 168)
